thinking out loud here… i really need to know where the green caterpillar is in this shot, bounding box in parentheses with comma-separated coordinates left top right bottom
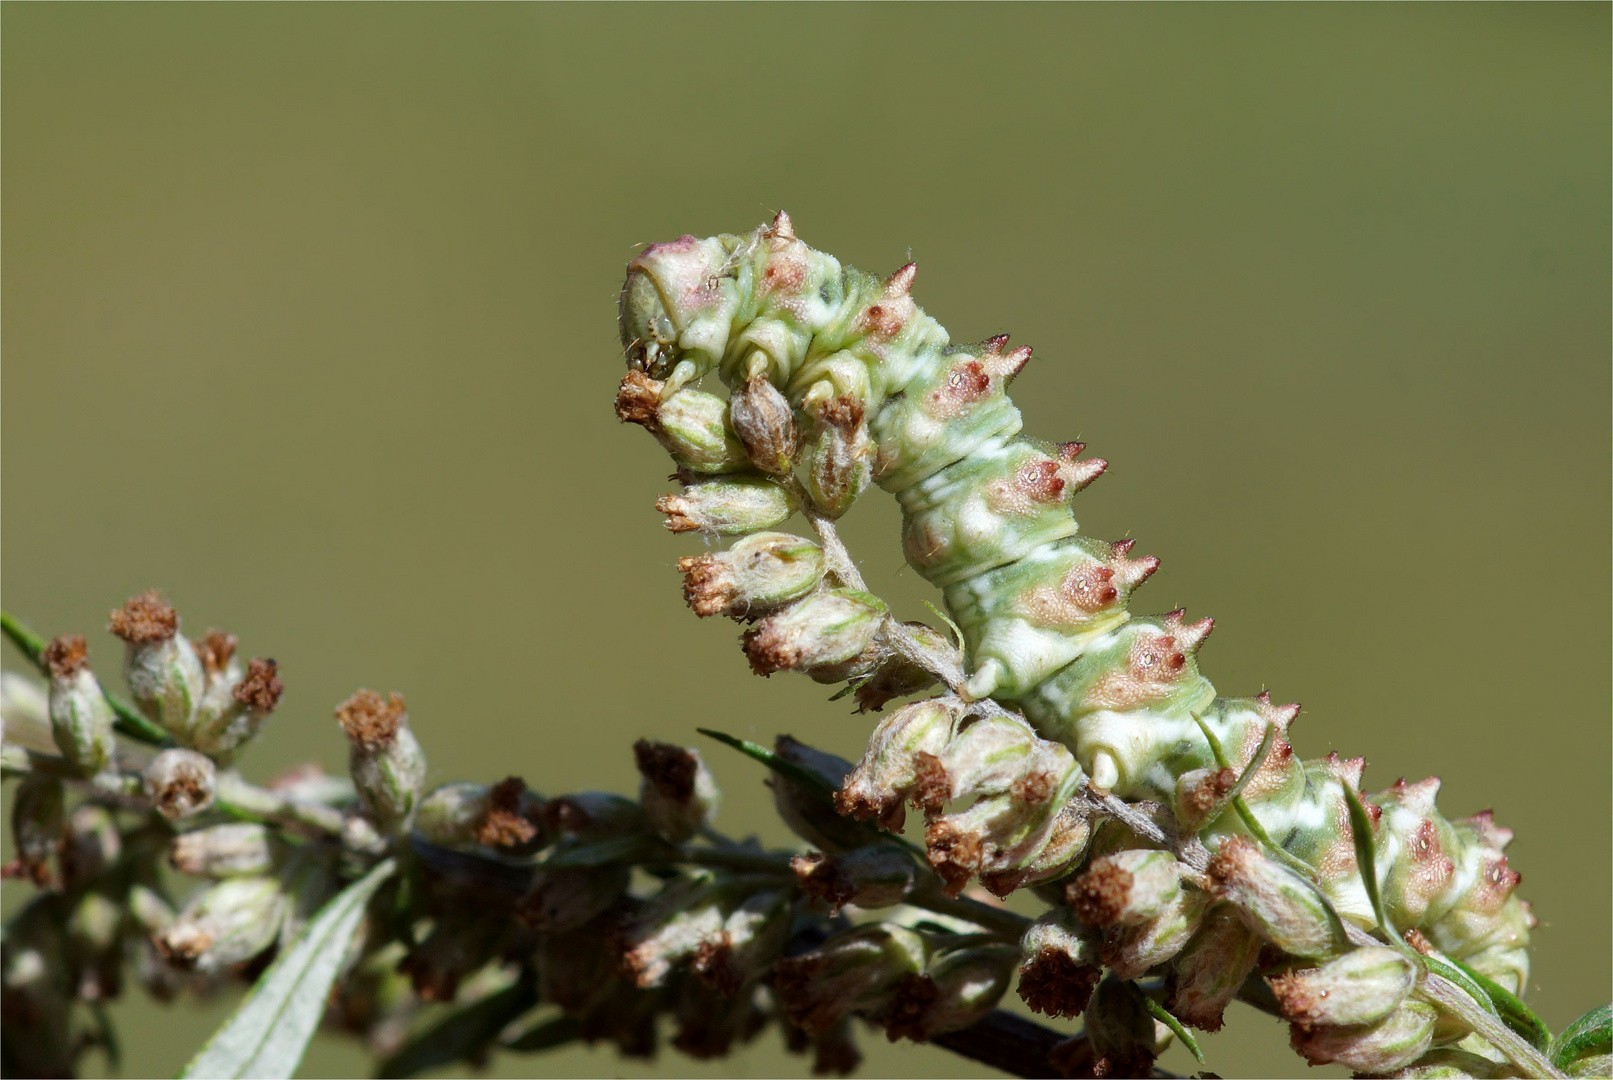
(615, 215, 1532, 1019)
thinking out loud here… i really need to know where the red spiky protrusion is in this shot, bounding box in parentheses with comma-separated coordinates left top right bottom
(768, 210, 796, 241)
(1388, 777, 1442, 817)
(1054, 441, 1108, 493)
(1255, 691, 1302, 735)
(1323, 751, 1367, 792)
(1460, 810, 1515, 852)
(884, 262, 917, 298)
(981, 334, 1033, 381)
(1163, 609, 1215, 654)
(1109, 540, 1161, 589)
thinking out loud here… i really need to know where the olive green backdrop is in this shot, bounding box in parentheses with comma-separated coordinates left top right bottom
(2, 5, 1607, 1078)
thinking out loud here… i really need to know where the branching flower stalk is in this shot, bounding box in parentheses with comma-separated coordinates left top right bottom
(0, 217, 1606, 1080)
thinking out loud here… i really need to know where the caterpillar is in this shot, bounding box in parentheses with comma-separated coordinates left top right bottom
(614, 215, 1532, 1038)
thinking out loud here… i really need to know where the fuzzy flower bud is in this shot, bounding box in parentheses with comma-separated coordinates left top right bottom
(7, 775, 64, 886)
(802, 393, 874, 517)
(1289, 1000, 1438, 1073)
(850, 623, 948, 712)
(66, 888, 123, 1000)
(772, 923, 929, 1034)
(1167, 903, 1262, 1032)
(616, 371, 749, 474)
(1017, 908, 1102, 1019)
(690, 887, 793, 993)
(657, 476, 795, 535)
(41, 635, 115, 775)
(1083, 974, 1166, 1079)
(1, 671, 53, 754)
(634, 739, 720, 842)
(791, 844, 916, 912)
(677, 532, 825, 619)
(155, 876, 288, 973)
(837, 697, 963, 831)
(60, 804, 121, 891)
(742, 589, 887, 680)
(768, 736, 869, 853)
(191, 638, 284, 762)
(615, 872, 726, 988)
(730, 368, 798, 475)
(416, 776, 546, 854)
(885, 943, 1017, 1041)
(1102, 887, 1209, 980)
(169, 823, 278, 878)
(518, 864, 631, 932)
(109, 590, 205, 740)
(142, 748, 217, 821)
(336, 690, 426, 835)
(1067, 849, 1182, 928)
(398, 918, 503, 1002)
(1269, 946, 1417, 1030)
(1209, 836, 1346, 958)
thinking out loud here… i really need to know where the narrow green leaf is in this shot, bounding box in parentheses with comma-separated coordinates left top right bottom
(1142, 994, 1205, 1064)
(502, 1014, 583, 1054)
(696, 728, 836, 801)
(1190, 714, 1316, 879)
(180, 858, 397, 1080)
(1447, 956, 1553, 1053)
(1551, 1003, 1611, 1071)
(376, 972, 539, 1078)
(1341, 785, 1389, 935)
(1421, 954, 1498, 1018)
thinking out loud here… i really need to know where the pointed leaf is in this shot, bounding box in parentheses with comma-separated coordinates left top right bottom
(1551, 1003, 1611, 1071)
(376, 972, 539, 1079)
(181, 858, 397, 1080)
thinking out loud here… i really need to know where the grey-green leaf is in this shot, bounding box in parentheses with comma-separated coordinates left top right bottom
(180, 858, 397, 1080)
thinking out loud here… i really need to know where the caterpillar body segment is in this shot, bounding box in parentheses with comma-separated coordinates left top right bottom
(616, 217, 1532, 1007)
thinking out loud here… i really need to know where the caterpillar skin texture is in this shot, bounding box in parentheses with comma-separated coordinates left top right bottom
(617, 217, 1531, 993)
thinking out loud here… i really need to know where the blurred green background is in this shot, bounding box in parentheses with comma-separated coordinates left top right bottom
(2, 4, 1607, 1078)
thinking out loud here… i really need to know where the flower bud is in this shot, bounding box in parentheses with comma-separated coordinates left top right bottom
(616, 371, 749, 474)
(109, 590, 205, 740)
(850, 623, 947, 712)
(836, 697, 963, 831)
(1017, 908, 1102, 1019)
(772, 923, 929, 1034)
(155, 876, 288, 973)
(169, 822, 277, 878)
(615, 872, 726, 987)
(691, 887, 793, 993)
(657, 476, 795, 535)
(1167, 903, 1262, 1032)
(992, 800, 1093, 895)
(792, 843, 916, 912)
(885, 943, 1017, 1041)
(542, 790, 653, 846)
(802, 393, 874, 517)
(743, 589, 887, 680)
(41, 635, 115, 775)
(677, 532, 825, 619)
(1209, 836, 1346, 958)
(537, 924, 616, 1013)
(730, 368, 798, 475)
(417, 776, 546, 854)
(336, 690, 426, 835)
(60, 804, 121, 891)
(1, 671, 53, 754)
(518, 864, 632, 932)
(1270, 946, 1417, 1030)
(2, 899, 75, 1077)
(143, 748, 217, 821)
(398, 917, 504, 1002)
(7, 774, 64, 885)
(1068, 849, 1182, 928)
(191, 641, 284, 763)
(634, 740, 720, 842)
(1102, 888, 1209, 980)
(671, 975, 768, 1059)
(768, 736, 870, 853)
(1290, 1000, 1438, 1073)
(1084, 974, 1164, 1079)
(66, 888, 123, 1000)
(1174, 764, 1239, 833)
(1374, 1047, 1530, 1078)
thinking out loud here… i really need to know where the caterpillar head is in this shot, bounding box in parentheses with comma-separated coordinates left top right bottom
(620, 232, 742, 380)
